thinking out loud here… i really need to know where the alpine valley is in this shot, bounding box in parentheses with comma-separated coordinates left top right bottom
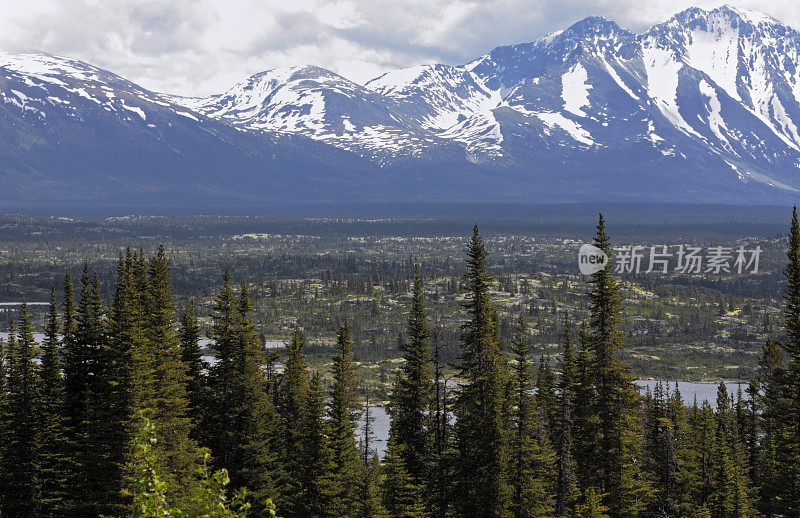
(3, 5, 800, 209)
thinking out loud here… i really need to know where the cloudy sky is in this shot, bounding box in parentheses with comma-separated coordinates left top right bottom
(2, 0, 800, 97)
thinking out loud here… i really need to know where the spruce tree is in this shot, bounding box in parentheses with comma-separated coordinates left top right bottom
(711, 383, 750, 518)
(207, 275, 282, 511)
(572, 323, 599, 495)
(381, 435, 426, 517)
(38, 288, 69, 515)
(585, 214, 651, 514)
(106, 250, 143, 511)
(357, 397, 387, 518)
(510, 317, 553, 517)
(4, 308, 41, 516)
(535, 355, 559, 447)
(389, 267, 433, 484)
(179, 300, 208, 441)
(452, 225, 512, 517)
(555, 312, 577, 517)
(296, 372, 336, 517)
(143, 246, 199, 505)
(278, 328, 311, 517)
(756, 339, 785, 517)
(644, 382, 679, 516)
(328, 323, 362, 516)
(666, 384, 696, 515)
(689, 400, 717, 512)
(64, 267, 110, 516)
(779, 205, 800, 514)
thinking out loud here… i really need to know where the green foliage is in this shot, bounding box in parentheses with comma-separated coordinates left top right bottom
(3, 307, 41, 516)
(37, 287, 70, 515)
(452, 225, 513, 517)
(511, 317, 555, 517)
(584, 214, 652, 515)
(389, 267, 433, 484)
(328, 323, 363, 515)
(8, 217, 800, 516)
(129, 414, 262, 518)
(206, 274, 282, 512)
(577, 487, 609, 518)
(380, 439, 426, 517)
(555, 312, 577, 517)
(180, 300, 209, 445)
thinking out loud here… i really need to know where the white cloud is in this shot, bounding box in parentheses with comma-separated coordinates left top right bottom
(0, 0, 798, 96)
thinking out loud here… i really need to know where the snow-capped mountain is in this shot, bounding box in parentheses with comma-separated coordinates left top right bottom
(3, 5, 800, 209)
(173, 65, 466, 164)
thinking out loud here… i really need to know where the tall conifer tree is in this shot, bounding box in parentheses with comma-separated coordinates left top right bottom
(207, 275, 282, 511)
(279, 328, 311, 517)
(780, 205, 800, 514)
(144, 246, 199, 505)
(555, 312, 577, 517)
(328, 323, 362, 516)
(389, 267, 433, 484)
(586, 214, 651, 514)
(4, 307, 40, 516)
(510, 317, 553, 517)
(179, 300, 207, 442)
(452, 225, 512, 517)
(38, 288, 69, 515)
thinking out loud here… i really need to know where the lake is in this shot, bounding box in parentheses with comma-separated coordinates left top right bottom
(359, 379, 749, 458)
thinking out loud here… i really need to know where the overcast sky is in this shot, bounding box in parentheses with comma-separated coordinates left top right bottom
(2, 0, 799, 97)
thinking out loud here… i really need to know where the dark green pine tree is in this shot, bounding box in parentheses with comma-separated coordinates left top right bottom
(389, 267, 433, 484)
(710, 383, 750, 518)
(179, 300, 208, 442)
(4, 305, 41, 516)
(555, 312, 578, 517)
(59, 272, 81, 514)
(296, 372, 336, 517)
(143, 246, 200, 504)
(644, 382, 679, 517)
(205, 270, 239, 461)
(37, 288, 70, 515)
(585, 214, 652, 515)
(328, 323, 363, 516)
(572, 323, 600, 496)
(452, 225, 512, 517)
(779, 205, 800, 515)
(535, 355, 559, 447)
(688, 400, 716, 514)
(278, 328, 311, 517)
(64, 266, 111, 516)
(756, 338, 785, 517)
(106, 250, 144, 512)
(111, 250, 148, 416)
(666, 385, 696, 515)
(381, 435, 426, 517)
(207, 275, 282, 511)
(510, 317, 554, 517)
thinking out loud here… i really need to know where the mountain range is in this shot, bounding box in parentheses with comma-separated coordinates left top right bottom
(2, 5, 800, 210)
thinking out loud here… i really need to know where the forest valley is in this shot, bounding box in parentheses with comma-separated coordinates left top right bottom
(4, 212, 800, 517)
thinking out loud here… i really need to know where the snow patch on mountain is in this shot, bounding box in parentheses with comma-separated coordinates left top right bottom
(538, 112, 594, 145)
(562, 64, 592, 117)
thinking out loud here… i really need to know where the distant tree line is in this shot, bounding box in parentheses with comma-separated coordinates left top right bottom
(3, 214, 800, 516)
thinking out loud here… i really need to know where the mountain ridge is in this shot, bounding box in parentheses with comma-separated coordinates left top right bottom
(2, 5, 800, 209)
